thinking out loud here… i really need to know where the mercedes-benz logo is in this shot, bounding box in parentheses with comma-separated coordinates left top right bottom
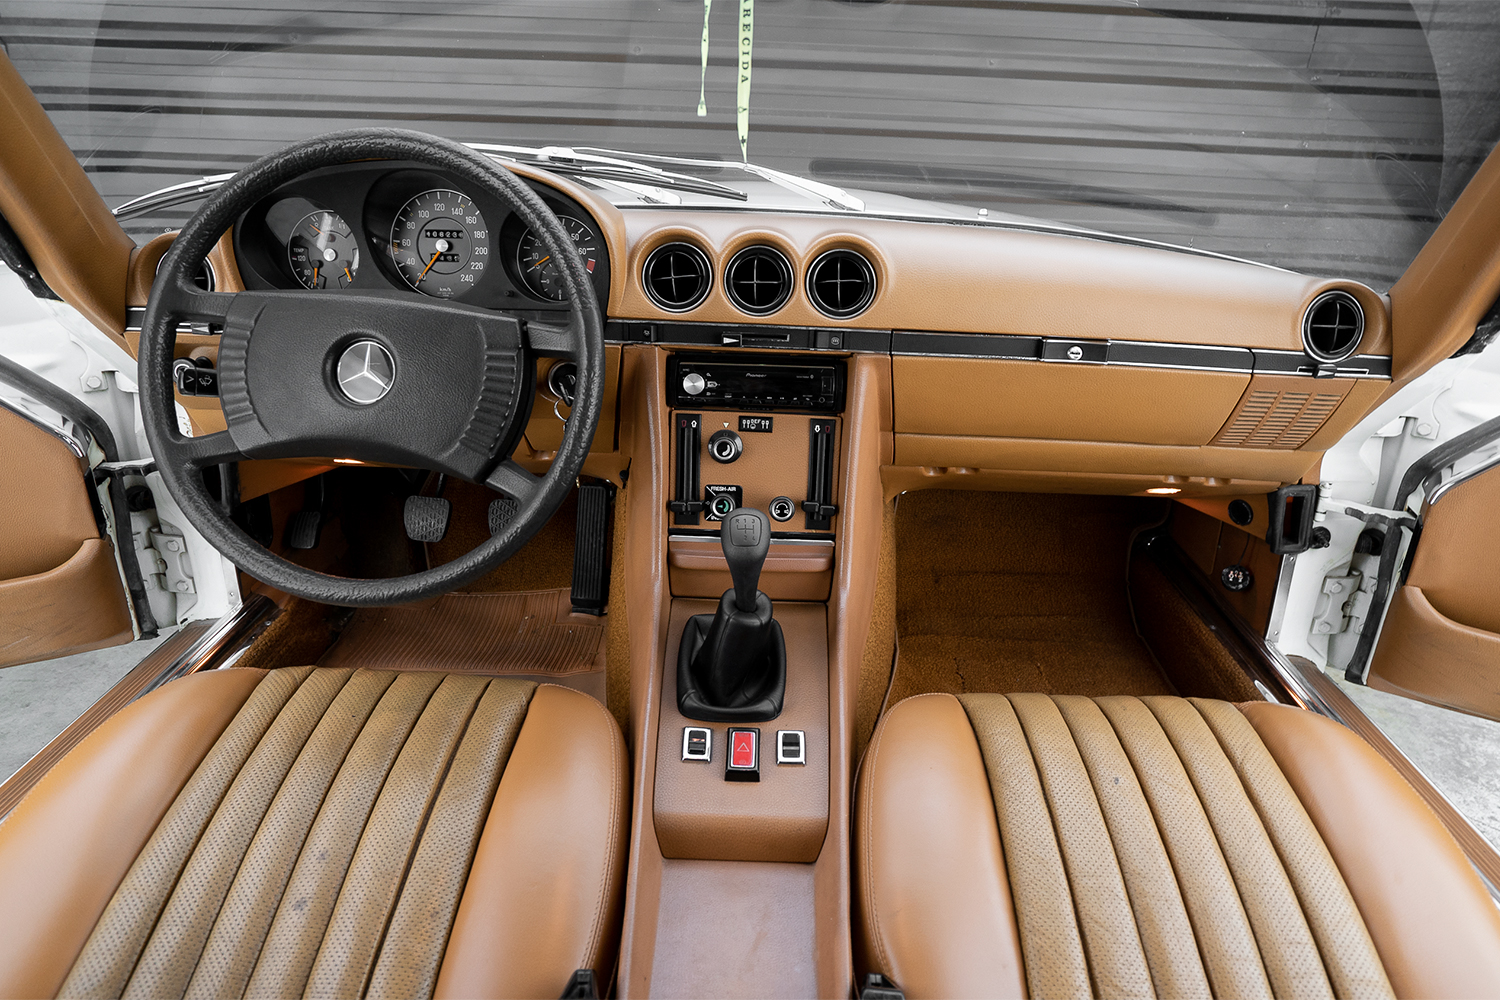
(336, 340, 395, 404)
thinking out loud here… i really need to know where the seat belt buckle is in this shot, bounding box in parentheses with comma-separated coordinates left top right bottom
(861, 973, 905, 1000)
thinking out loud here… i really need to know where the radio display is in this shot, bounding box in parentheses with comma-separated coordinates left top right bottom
(667, 354, 846, 413)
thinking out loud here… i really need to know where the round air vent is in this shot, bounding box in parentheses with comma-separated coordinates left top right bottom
(806, 248, 876, 319)
(1302, 290, 1364, 364)
(642, 242, 712, 312)
(725, 245, 793, 315)
(155, 254, 216, 291)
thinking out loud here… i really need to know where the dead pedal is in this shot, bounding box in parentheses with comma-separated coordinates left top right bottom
(403, 495, 451, 543)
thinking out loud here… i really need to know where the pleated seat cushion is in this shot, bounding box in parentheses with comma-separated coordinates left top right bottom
(0, 666, 628, 1000)
(855, 692, 1500, 1000)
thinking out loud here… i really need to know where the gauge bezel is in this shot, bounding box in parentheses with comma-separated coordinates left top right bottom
(513, 215, 600, 302)
(388, 187, 491, 298)
(286, 209, 360, 291)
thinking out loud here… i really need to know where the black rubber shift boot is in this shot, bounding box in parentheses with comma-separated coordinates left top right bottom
(676, 592, 786, 722)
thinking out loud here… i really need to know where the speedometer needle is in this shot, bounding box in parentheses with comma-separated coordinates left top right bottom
(417, 250, 441, 283)
(531, 255, 551, 269)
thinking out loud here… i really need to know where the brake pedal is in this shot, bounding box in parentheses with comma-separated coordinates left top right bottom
(571, 481, 614, 616)
(488, 496, 519, 535)
(403, 495, 451, 543)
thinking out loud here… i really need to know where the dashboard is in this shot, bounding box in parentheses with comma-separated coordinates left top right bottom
(230, 162, 611, 313)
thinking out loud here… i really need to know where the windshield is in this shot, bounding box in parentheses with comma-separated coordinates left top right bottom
(4, 0, 1498, 290)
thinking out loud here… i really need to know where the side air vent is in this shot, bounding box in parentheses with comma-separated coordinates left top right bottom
(1302, 290, 1364, 364)
(156, 254, 216, 291)
(642, 242, 712, 312)
(806, 249, 876, 319)
(725, 245, 793, 315)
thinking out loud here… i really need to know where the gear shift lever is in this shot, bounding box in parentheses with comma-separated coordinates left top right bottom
(676, 506, 787, 722)
(722, 508, 770, 612)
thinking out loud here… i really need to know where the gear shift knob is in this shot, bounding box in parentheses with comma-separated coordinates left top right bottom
(721, 507, 770, 612)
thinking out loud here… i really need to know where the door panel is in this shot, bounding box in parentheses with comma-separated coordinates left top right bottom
(1368, 462, 1500, 718)
(0, 406, 132, 668)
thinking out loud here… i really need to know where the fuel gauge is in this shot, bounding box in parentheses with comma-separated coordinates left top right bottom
(288, 210, 359, 290)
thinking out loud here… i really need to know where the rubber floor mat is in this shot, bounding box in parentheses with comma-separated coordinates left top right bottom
(321, 589, 604, 676)
(887, 491, 1173, 705)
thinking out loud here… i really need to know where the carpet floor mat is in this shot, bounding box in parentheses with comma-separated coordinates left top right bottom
(887, 490, 1173, 706)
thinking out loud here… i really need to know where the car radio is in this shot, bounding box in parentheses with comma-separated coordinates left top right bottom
(666, 354, 847, 413)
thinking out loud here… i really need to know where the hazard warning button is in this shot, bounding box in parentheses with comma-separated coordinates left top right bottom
(725, 728, 760, 782)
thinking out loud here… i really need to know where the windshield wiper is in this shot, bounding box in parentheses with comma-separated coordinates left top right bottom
(109, 142, 861, 221)
(571, 147, 864, 212)
(467, 144, 749, 204)
(112, 173, 236, 221)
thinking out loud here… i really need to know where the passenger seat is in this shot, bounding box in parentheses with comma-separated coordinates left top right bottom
(854, 693, 1500, 999)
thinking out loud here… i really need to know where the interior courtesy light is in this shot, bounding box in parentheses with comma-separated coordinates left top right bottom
(1146, 487, 1182, 495)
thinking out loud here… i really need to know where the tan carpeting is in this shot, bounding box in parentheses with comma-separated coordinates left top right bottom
(425, 480, 581, 594)
(321, 589, 604, 689)
(887, 491, 1173, 706)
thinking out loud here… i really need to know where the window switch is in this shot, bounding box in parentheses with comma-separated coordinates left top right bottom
(777, 730, 806, 765)
(682, 726, 711, 762)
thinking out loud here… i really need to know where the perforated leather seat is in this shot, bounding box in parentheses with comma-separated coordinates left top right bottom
(855, 692, 1500, 1000)
(0, 666, 628, 1000)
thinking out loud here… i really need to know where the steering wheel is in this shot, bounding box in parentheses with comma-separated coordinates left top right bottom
(139, 128, 605, 607)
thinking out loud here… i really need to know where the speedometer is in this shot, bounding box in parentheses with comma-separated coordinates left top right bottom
(516, 217, 600, 301)
(389, 189, 489, 297)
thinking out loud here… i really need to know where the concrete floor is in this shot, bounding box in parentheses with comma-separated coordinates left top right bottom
(0, 636, 166, 784)
(3, 639, 1499, 858)
(1332, 672, 1500, 853)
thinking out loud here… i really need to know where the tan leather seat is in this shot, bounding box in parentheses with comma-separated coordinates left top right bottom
(0, 666, 629, 1000)
(855, 692, 1500, 1000)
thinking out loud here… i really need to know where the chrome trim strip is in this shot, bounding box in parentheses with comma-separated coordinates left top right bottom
(668, 534, 833, 547)
(134, 594, 278, 702)
(1424, 450, 1500, 512)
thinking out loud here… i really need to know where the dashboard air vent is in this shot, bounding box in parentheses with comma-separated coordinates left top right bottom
(725, 246, 793, 315)
(642, 242, 712, 312)
(806, 249, 876, 319)
(1302, 290, 1364, 364)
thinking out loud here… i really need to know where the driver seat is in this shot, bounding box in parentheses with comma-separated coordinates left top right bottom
(0, 666, 628, 1000)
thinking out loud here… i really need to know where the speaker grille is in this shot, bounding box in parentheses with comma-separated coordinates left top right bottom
(1302, 290, 1364, 363)
(725, 246, 793, 315)
(642, 242, 712, 312)
(1213, 387, 1345, 449)
(806, 249, 876, 319)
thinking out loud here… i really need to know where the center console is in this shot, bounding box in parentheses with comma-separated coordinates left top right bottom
(619, 345, 885, 997)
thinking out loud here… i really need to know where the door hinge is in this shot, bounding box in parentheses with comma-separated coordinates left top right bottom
(144, 525, 196, 595)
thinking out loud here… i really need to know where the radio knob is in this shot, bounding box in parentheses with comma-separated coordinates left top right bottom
(682, 373, 706, 396)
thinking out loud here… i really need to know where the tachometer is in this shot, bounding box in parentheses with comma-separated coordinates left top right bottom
(390, 189, 489, 297)
(516, 216, 599, 301)
(288, 210, 359, 290)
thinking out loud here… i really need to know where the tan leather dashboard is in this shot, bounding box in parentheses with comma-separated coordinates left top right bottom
(119, 162, 1395, 495)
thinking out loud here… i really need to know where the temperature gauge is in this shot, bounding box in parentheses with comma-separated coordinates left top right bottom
(288, 210, 359, 290)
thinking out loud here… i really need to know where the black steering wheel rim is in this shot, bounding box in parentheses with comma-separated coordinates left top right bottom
(139, 127, 605, 607)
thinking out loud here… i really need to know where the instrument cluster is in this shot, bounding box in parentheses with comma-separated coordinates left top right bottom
(231, 162, 609, 312)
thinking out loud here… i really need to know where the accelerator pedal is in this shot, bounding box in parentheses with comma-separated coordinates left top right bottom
(285, 474, 326, 550)
(571, 480, 615, 616)
(403, 495, 451, 544)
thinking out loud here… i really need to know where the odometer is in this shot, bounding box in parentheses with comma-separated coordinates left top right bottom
(516, 216, 600, 301)
(390, 189, 488, 297)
